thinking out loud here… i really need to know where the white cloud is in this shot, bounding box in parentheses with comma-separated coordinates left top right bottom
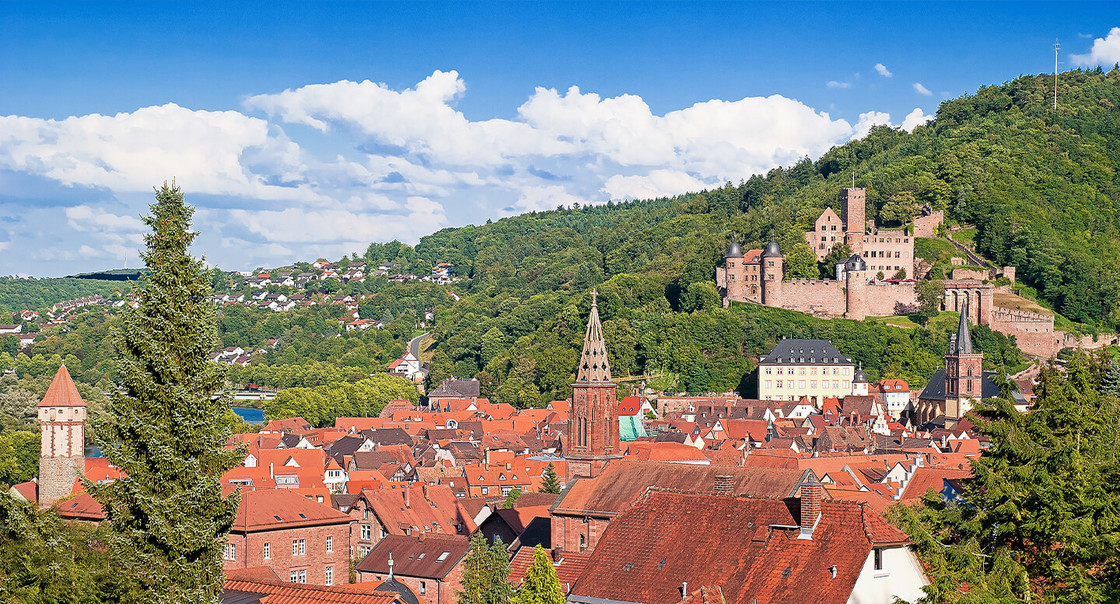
(602, 170, 711, 201)
(850, 111, 893, 140)
(901, 108, 934, 132)
(1071, 27, 1120, 66)
(913, 83, 932, 96)
(826, 80, 851, 89)
(0, 70, 933, 275)
(874, 63, 893, 78)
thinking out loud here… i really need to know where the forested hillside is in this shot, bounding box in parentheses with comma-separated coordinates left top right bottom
(0, 277, 126, 314)
(404, 68, 1119, 403)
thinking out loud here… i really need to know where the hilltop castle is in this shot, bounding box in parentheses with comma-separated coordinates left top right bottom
(716, 188, 929, 321)
(716, 188, 1109, 358)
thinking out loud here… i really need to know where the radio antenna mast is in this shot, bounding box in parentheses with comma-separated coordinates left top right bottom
(1054, 39, 1060, 111)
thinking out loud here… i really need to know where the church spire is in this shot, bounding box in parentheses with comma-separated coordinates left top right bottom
(956, 300, 974, 354)
(576, 289, 611, 383)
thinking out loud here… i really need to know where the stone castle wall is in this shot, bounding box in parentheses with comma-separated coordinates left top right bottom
(778, 280, 847, 316)
(863, 282, 918, 316)
(912, 210, 945, 238)
(989, 307, 1055, 358)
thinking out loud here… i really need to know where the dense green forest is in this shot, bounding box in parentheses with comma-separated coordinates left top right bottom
(0, 277, 126, 315)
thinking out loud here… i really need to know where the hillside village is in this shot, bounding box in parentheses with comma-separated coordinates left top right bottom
(12, 285, 1034, 603)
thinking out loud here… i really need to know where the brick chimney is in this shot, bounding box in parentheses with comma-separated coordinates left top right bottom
(404, 486, 411, 509)
(799, 474, 822, 540)
(714, 474, 733, 494)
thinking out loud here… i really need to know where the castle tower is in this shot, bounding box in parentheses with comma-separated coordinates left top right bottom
(843, 254, 868, 320)
(840, 188, 866, 254)
(723, 240, 747, 302)
(760, 239, 784, 307)
(567, 289, 621, 479)
(944, 301, 983, 422)
(38, 366, 86, 507)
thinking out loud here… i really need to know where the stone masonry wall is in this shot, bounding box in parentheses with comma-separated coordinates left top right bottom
(912, 210, 945, 238)
(863, 282, 918, 316)
(989, 307, 1055, 358)
(38, 456, 83, 508)
(778, 280, 847, 316)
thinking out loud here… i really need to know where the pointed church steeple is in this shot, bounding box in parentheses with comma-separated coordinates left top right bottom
(955, 300, 974, 354)
(576, 289, 612, 383)
(568, 289, 621, 479)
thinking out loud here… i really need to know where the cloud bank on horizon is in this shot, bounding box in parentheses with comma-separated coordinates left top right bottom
(0, 70, 933, 276)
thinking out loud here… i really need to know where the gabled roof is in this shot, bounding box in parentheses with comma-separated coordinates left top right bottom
(232, 488, 352, 532)
(355, 534, 471, 579)
(39, 365, 85, 407)
(569, 490, 909, 604)
(551, 461, 808, 517)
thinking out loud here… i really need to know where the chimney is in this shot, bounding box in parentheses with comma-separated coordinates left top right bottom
(679, 582, 688, 598)
(404, 486, 411, 509)
(799, 474, 822, 540)
(713, 474, 733, 494)
(269, 463, 274, 479)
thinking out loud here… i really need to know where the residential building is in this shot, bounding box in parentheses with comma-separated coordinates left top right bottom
(757, 338, 855, 405)
(355, 534, 471, 604)
(224, 488, 353, 586)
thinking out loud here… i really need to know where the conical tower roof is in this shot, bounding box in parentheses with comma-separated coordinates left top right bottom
(576, 289, 612, 383)
(39, 365, 86, 408)
(955, 300, 974, 354)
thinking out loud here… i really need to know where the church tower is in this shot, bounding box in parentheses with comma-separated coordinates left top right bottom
(567, 289, 621, 479)
(943, 301, 984, 423)
(38, 366, 86, 507)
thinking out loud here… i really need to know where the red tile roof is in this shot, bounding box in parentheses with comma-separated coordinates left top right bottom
(355, 534, 471, 579)
(570, 490, 909, 604)
(552, 461, 808, 518)
(508, 547, 590, 591)
(232, 488, 352, 532)
(39, 365, 85, 407)
(55, 492, 105, 521)
(618, 396, 642, 416)
(899, 467, 972, 502)
(224, 578, 401, 603)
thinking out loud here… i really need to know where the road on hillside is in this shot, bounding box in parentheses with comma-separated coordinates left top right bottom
(408, 332, 429, 359)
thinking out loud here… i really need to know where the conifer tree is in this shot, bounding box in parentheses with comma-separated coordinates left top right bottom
(511, 545, 564, 604)
(1101, 360, 1120, 396)
(502, 486, 522, 509)
(457, 533, 514, 604)
(89, 182, 242, 603)
(540, 463, 561, 494)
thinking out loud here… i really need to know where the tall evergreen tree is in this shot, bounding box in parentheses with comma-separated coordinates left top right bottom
(539, 463, 562, 494)
(891, 351, 1120, 603)
(89, 182, 242, 603)
(457, 533, 514, 604)
(511, 545, 564, 604)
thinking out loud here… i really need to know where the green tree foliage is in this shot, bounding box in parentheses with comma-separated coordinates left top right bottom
(457, 533, 514, 604)
(539, 463, 562, 494)
(0, 431, 39, 485)
(783, 242, 818, 280)
(501, 487, 521, 509)
(0, 492, 142, 601)
(915, 279, 945, 320)
(511, 545, 565, 604)
(890, 351, 1120, 603)
(88, 183, 243, 603)
(0, 277, 124, 314)
(263, 373, 419, 427)
(879, 191, 920, 225)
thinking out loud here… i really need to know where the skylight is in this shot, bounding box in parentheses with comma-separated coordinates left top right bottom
(437, 552, 449, 561)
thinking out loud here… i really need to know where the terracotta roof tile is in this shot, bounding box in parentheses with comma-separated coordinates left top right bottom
(509, 547, 590, 591)
(224, 578, 401, 603)
(569, 490, 911, 604)
(355, 534, 471, 579)
(39, 366, 85, 407)
(232, 488, 351, 532)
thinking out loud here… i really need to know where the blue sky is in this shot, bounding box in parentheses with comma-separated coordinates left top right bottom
(1, 2, 1118, 276)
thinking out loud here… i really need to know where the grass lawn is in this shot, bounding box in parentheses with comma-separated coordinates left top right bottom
(867, 315, 920, 329)
(952, 228, 978, 244)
